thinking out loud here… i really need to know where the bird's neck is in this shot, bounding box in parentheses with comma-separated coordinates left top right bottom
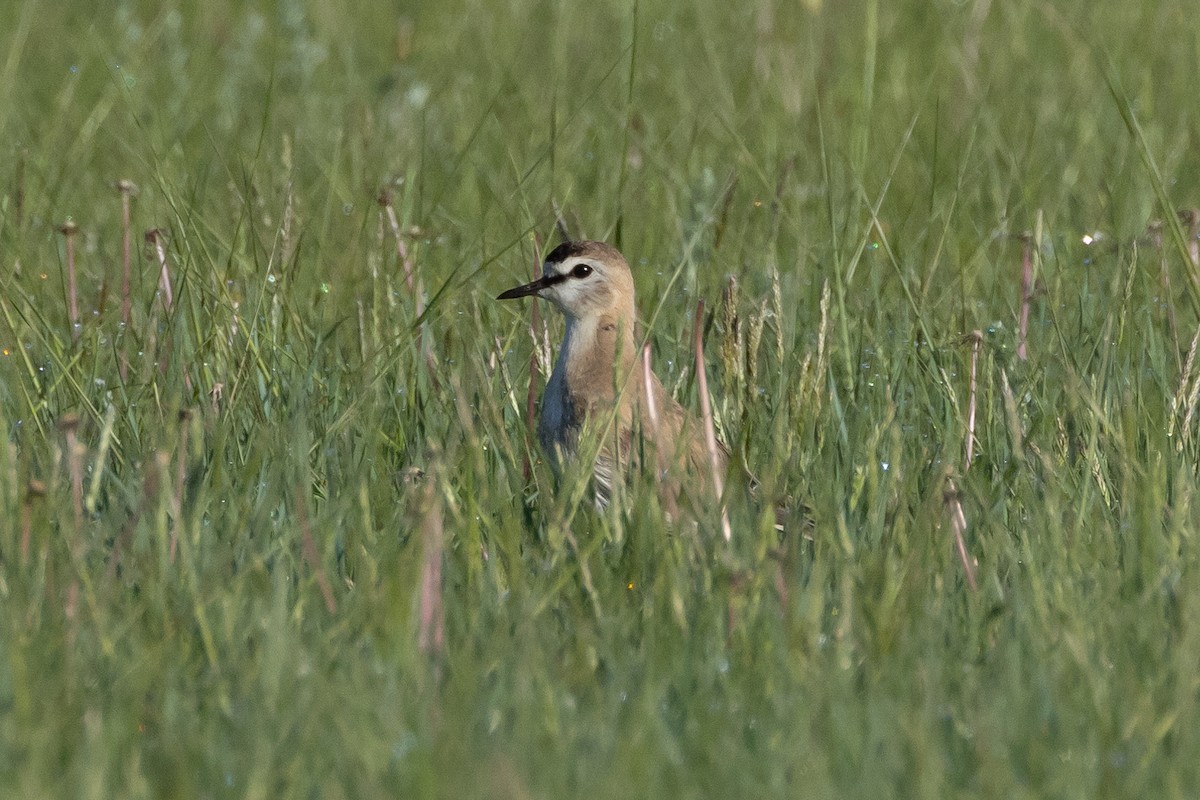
(559, 308, 637, 398)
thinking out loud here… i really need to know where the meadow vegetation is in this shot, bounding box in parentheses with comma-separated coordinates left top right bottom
(2, 0, 1199, 796)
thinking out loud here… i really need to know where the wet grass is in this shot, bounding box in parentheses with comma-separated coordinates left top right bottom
(2, 0, 1200, 797)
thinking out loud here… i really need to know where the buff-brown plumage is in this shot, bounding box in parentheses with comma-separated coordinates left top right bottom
(498, 240, 725, 508)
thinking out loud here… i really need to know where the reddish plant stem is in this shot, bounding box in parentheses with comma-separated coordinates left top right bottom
(1182, 209, 1200, 270)
(694, 300, 731, 542)
(379, 190, 438, 389)
(59, 414, 85, 540)
(59, 413, 86, 642)
(1149, 221, 1181, 358)
(146, 228, 191, 389)
(147, 229, 174, 311)
(378, 190, 416, 295)
(944, 479, 978, 592)
(966, 330, 982, 468)
(417, 475, 445, 658)
(117, 181, 137, 329)
(20, 479, 46, 567)
(295, 486, 338, 614)
(58, 221, 81, 342)
(169, 409, 192, 563)
(1017, 232, 1033, 361)
(642, 343, 659, 433)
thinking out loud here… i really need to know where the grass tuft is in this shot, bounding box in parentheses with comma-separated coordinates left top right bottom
(2, 1, 1200, 797)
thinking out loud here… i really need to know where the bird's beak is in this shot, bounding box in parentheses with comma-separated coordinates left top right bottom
(497, 274, 555, 301)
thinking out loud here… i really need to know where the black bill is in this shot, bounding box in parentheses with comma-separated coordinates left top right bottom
(496, 273, 564, 300)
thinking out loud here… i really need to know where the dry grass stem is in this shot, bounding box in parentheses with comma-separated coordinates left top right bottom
(642, 343, 659, 433)
(169, 409, 192, 563)
(417, 474, 445, 657)
(379, 190, 417, 296)
(20, 479, 46, 567)
(966, 330, 982, 467)
(1182, 208, 1200, 269)
(694, 300, 732, 542)
(58, 221, 81, 342)
(117, 180, 137, 331)
(1017, 232, 1033, 361)
(147, 229, 174, 311)
(295, 486, 338, 614)
(944, 478, 978, 592)
(58, 414, 85, 540)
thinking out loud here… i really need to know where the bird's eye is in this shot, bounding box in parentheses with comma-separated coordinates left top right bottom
(571, 263, 593, 279)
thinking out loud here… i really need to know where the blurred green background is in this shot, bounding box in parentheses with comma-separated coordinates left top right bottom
(2, 1, 1199, 797)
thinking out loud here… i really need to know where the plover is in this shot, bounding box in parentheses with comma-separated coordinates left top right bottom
(498, 240, 727, 508)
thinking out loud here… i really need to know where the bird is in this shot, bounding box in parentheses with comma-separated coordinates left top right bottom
(497, 240, 727, 510)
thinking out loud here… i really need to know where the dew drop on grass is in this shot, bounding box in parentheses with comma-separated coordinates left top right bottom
(405, 84, 430, 108)
(391, 732, 417, 761)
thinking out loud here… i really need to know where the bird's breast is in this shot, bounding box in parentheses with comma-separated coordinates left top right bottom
(537, 365, 578, 463)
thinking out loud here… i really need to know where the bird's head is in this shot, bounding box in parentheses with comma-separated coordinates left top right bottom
(498, 240, 635, 322)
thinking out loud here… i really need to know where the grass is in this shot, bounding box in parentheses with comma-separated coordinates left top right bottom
(2, 0, 1200, 797)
